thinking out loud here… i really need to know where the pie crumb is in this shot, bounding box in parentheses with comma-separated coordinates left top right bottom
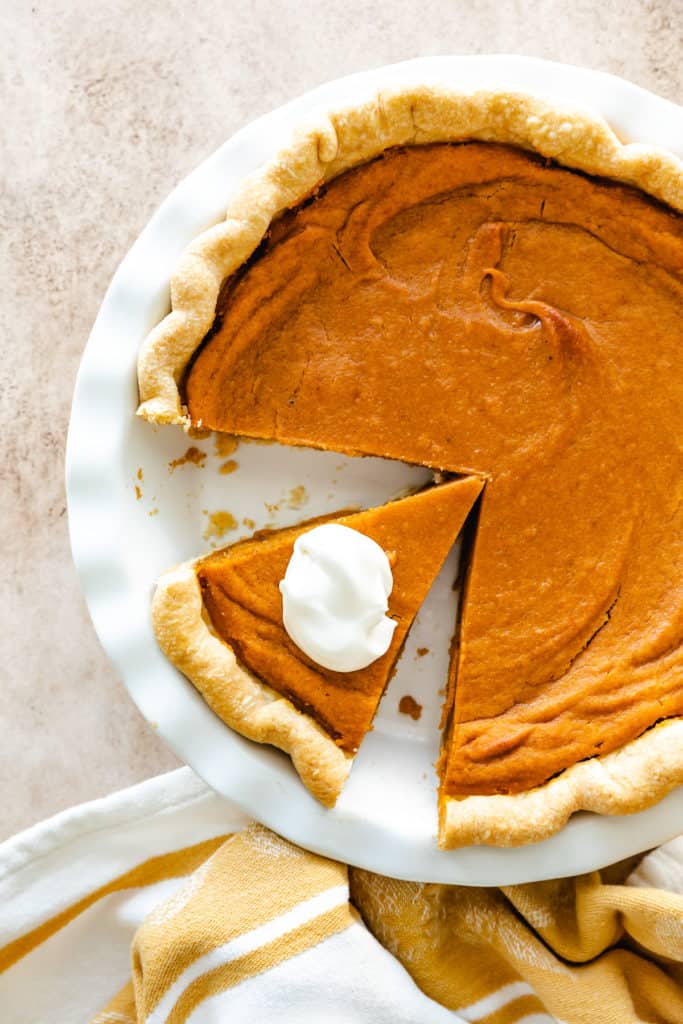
(188, 425, 212, 440)
(243, 517, 256, 530)
(169, 446, 207, 472)
(214, 434, 239, 457)
(219, 459, 239, 475)
(287, 485, 308, 509)
(399, 695, 422, 721)
(136, 467, 143, 482)
(203, 510, 238, 540)
(148, 507, 159, 517)
(416, 647, 429, 657)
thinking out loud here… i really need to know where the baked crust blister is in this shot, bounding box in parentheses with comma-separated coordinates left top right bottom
(141, 83, 683, 848)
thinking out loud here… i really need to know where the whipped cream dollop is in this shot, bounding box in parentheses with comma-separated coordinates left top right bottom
(279, 523, 397, 672)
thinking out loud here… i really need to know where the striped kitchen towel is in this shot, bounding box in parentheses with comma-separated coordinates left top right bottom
(2, 767, 683, 1023)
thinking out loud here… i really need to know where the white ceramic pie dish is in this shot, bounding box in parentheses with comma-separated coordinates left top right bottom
(66, 55, 683, 884)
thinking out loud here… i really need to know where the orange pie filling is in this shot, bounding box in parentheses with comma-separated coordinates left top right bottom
(185, 143, 683, 800)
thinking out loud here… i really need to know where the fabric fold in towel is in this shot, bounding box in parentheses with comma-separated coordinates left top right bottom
(2, 768, 683, 1024)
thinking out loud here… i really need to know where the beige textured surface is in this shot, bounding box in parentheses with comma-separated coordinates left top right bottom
(2, 0, 682, 841)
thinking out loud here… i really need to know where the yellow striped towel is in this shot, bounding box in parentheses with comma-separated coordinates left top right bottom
(1, 768, 683, 1024)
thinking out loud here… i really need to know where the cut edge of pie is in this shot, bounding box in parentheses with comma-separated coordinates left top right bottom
(439, 719, 683, 848)
(152, 557, 353, 807)
(137, 83, 683, 426)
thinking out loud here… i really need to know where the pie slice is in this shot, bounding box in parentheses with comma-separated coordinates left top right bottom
(152, 476, 483, 806)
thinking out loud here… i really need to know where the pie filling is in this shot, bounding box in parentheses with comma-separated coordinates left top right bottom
(185, 142, 683, 799)
(197, 478, 482, 753)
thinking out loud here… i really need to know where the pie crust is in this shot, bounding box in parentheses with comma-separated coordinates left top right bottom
(152, 559, 352, 807)
(139, 83, 683, 847)
(440, 720, 683, 847)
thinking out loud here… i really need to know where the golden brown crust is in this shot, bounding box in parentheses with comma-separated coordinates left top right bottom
(439, 719, 683, 848)
(141, 82, 683, 844)
(151, 560, 352, 807)
(136, 84, 683, 424)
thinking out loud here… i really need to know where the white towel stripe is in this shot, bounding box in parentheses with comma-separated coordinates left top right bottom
(459, 981, 542, 1020)
(516, 1017, 560, 1024)
(145, 883, 349, 1024)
